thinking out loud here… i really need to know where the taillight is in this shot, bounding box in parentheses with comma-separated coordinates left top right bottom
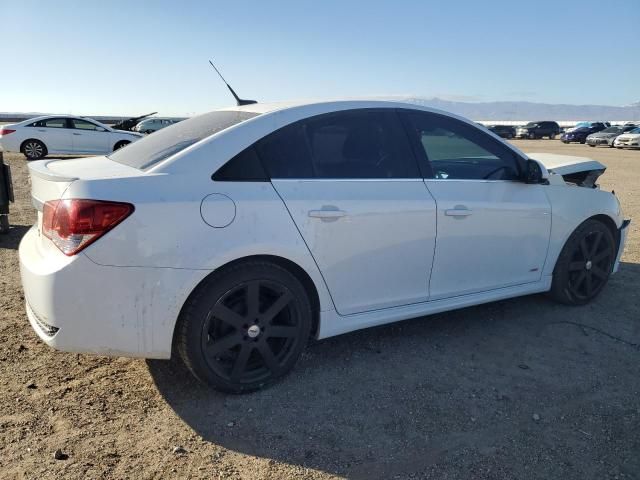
(0, 129, 16, 135)
(42, 199, 134, 256)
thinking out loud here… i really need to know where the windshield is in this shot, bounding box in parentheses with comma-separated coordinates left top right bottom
(602, 127, 621, 133)
(524, 122, 537, 127)
(630, 128, 640, 134)
(109, 110, 259, 169)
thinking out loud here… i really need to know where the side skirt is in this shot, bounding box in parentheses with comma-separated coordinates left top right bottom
(317, 277, 553, 340)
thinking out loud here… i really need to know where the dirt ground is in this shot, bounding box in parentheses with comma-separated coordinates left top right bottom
(0, 140, 639, 480)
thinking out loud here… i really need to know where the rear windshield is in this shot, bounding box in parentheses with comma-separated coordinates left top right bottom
(109, 110, 259, 169)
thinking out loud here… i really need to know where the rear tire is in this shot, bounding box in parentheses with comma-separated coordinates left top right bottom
(21, 139, 47, 160)
(176, 261, 312, 393)
(549, 219, 615, 306)
(113, 140, 130, 151)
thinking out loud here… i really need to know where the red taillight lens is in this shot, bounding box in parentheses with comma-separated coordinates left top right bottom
(42, 199, 134, 256)
(0, 129, 16, 135)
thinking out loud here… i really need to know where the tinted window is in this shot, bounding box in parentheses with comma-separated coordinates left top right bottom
(402, 111, 521, 180)
(256, 123, 314, 178)
(31, 118, 68, 128)
(110, 110, 259, 170)
(302, 110, 418, 179)
(213, 146, 268, 181)
(72, 119, 102, 131)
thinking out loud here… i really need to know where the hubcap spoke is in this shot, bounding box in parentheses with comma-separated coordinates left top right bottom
(572, 271, 587, 293)
(584, 272, 593, 295)
(207, 333, 241, 356)
(591, 265, 608, 280)
(592, 250, 611, 263)
(211, 304, 246, 329)
(568, 261, 584, 272)
(246, 282, 260, 318)
(261, 291, 293, 324)
(267, 325, 298, 338)
(230, 344, 253, 382)
(579, 238, 590, 259)
(257, 342, 280, 374)
(590, 232, 603, 257)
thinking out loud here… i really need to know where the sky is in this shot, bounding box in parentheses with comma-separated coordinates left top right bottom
(2, 0, 638, 116)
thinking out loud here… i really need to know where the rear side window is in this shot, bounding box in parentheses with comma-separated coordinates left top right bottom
(256, 123, 314, 178)
(255, 109, 418, 179)
(213, 146, 268, 181)
(303, 110, 418, 178)
(109, 110, 259, 170)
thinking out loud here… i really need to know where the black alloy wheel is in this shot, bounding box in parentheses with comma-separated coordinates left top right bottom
(177, 262, 312, 392)
(550, 220, 615, 305)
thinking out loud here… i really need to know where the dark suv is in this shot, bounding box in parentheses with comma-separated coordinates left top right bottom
(515, 121, 560, 139)
(487, 125, 516, 139)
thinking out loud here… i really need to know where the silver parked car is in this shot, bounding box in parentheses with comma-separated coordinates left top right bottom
(134, 117, 183, 134)
(586, 125, 637, 148)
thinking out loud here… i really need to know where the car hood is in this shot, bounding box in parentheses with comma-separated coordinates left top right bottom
(616, 133, 640, 141)
(118, 130, 144, 138)
(526, 153, 605, 176)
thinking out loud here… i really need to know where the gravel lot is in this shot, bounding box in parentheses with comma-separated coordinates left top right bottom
(0, 140, 639, 479)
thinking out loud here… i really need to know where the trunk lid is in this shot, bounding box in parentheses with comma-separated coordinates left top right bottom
(28, 157, 145, 250)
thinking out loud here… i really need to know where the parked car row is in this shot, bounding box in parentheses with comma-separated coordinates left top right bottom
(483, 121, 640, 150)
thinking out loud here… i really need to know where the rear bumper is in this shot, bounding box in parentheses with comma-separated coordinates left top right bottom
(612, 220, 630, 274)
(19, 226, 202, 359)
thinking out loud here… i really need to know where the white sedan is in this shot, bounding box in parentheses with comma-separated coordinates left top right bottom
(614, 127, 640, 149)
(0, 115, 143, 159)
(19, 100, 630, 392)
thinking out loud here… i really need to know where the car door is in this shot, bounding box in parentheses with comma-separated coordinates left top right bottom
(400, 110, 552, 301)
(264, 109, 437, 315)
(29, 117, 73, 152)
(70, 119, 110, 153)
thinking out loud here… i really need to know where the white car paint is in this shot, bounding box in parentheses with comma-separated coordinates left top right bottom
(19, 100, 629, 362)
(613, 128, 640, 149)
(0, 115, 142, 158)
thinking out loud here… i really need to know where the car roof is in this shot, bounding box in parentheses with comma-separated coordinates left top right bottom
(19, 114, 108, 125)
(217, 99, 463, 118)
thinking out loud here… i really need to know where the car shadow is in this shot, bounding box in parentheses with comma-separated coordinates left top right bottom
(147, 261, 640, 478)
(0, 224, 31, 250)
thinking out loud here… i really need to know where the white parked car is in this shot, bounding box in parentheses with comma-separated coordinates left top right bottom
(0, 115, 143, 160)
(19, 100, 630, 392)
(134, 117, 183, 134)
(613, 127, 640, 149)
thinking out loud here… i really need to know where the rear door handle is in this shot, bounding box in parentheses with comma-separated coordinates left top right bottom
(37, 129, 46, 132)
(72, 133, 82, 136)
(445, 207, 472, 217)
(308, 208, 347, 220)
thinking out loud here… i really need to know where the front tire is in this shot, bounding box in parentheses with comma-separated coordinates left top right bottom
(21, 139, 47, 160)
(550, 219, 615, 305)
(176, 261, 312, 393)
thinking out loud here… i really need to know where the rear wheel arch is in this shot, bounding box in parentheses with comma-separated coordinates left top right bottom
(113, 140, 130, 151)
(171, 254, 321, 354)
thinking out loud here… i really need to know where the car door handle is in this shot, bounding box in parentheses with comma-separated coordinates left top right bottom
(72, 133, 82, 136)
(37, 129, 46, 132)
(445, 207, 473, 217)
(308, 208, 347, 220)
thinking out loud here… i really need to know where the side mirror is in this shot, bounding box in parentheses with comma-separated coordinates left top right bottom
(523, 159, 549, 184)
(96, 127, 106, 132)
